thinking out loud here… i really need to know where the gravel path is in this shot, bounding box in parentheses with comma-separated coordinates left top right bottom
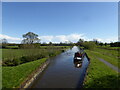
(98, 58, 120, 73)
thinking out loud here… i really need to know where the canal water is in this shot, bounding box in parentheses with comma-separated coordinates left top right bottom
(31, 46, 89, 88)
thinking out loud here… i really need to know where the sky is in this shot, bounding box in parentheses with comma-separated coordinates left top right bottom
(1, 2, 118, 43)
(2, 0, 119, 2)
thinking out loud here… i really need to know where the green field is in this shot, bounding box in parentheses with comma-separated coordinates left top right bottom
(5, 46, 19, 49)
(2, 58, 47, 88)
(4, 45, 69, 49)
(2, 46, 68, 59)
(2, 46, 69, 66)
(97, 46, 120, 50)
(84, 46, 120, 88)
(2, 48, 58, 59)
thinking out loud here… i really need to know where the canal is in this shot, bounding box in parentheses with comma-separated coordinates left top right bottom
(31, 46, 89, 88)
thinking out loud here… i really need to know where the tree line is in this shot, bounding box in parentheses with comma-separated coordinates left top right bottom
(0, 32, 120, 49)
(76, 38, 120, 49)
(0, 32, 75, 49)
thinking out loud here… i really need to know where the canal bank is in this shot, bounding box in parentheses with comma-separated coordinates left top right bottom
(83, 50, 119, 88)
(19, 58, 50, 89)
(30, 46, 89, 88)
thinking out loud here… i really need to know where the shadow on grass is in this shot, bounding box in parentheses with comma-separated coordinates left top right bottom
(82, 75, 120, 88)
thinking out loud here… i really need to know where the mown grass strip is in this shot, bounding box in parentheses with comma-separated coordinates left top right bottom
(90, 49, 119, 68)
(2, 58, 47, 88)
(84, 50, 119, 88)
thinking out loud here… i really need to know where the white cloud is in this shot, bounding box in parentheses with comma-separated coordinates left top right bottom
(0, 34, 22, 43)
(95, 37, 118, 43)
(40, 36, 54, 42)
(39, 33, 85, 43)
(0, 34, 118, 43)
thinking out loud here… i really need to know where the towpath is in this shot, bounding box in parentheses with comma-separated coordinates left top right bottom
(98, 58, 120, 73)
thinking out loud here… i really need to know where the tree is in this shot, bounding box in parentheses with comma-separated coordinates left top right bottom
(1, 38, 8, 44)
(110, 42, 120, 47)
(77, 39, 84, 43)
(82, 41, 97, 50)
(77, 39, 84, 46)
(0, 38, 8, 48)
(104, 43, 107, 46)
(93, 39, 99, 45)
(99, 43, 103, 46)
(21, 32, 40, 44)
(49, 42, 53, 45)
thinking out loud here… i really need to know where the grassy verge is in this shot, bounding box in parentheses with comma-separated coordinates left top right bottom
(91, 48, 119, 68)
(2, 58, 47, 88)
(84, 50, 119, 88)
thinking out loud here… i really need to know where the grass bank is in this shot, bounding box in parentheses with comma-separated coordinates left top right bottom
(84, 50, 119, 88)
(2, 58, 47, 88)
(91, 47, 119, 68)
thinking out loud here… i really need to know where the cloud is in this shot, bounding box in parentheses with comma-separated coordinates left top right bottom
(40, 36, 54, 42)
(95, 37, 118, 43)
(0, 34, 22, 43)
(0, 34, 118, 43)
(39, 33, 85, 43)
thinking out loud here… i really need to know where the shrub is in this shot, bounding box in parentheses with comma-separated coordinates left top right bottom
(20, 56, 28, 63)
(2, 53, 48, 66)
(1, 44, 7, 49)
(2, 58, 20, 66)
(110, 42, 120, 47)
(82, 41, 96, 50)
(48, 52, 55, 57)
(12, 58, 21, 66)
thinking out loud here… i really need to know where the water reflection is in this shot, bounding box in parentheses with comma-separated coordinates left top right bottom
(73, 59, 83, 68)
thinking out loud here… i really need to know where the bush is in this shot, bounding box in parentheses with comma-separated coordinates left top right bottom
(110, 42, 120, 47)
(1, 44, 7, 49)
(48, 52, 55, 57)
(20, 55, 41, 64)
(20, 56, 29, 63)
(2, 58, 21, 66)
(12, 58, 21, 66)
(82, 41, 96, 50)
(3, 53, 48, 66)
